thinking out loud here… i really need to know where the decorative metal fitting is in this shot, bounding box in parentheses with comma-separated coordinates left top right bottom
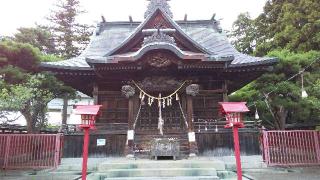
(122, 85, 135, 98)
(143, 29, 176, 46)
(186, 84, 200, 96)
(144, 0, 173, 18)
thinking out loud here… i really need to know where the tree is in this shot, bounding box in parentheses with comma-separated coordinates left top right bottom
(0, 41, 75, 133)
(47, 0, 93, 129)
(47, 0, 92, 58)
(230, 12, 257, 54)
(230, 50, 320, 130)
(230, 0, 320, 56)
(13, 26, 57, 54)
(255, 0, 320, 55)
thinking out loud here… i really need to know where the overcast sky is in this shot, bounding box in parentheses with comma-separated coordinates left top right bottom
(0, 0, 267, 36)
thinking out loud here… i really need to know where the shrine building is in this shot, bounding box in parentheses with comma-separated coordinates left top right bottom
(41, 0, 277, 158)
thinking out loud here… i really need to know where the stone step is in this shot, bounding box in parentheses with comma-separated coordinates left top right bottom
(98, 160, 225, 171)
(102, 176, 219, 180)
(92, 168, 217, 178)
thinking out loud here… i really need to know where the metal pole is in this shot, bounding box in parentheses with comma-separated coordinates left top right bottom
(82, 128, 90, 180)
(233, 126, 242, 180)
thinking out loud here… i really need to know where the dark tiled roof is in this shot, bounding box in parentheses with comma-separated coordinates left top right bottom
(42, 19, 275, 69)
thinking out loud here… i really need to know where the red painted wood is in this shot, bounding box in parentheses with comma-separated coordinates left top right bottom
(233, 127, 242, 180)
(0, 134, 62, 169)
(263, 130, 320, 166)
(82, 128, 90, 180)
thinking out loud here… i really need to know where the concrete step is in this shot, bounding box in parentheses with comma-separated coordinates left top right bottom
(102, 176, 219, 180)
(88, 168, 218, 179)
(98, 160, 225, 171)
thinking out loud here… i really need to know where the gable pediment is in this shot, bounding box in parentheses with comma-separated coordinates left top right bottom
(107, 8, 211, 57)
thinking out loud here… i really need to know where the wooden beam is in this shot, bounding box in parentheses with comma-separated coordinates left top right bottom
(199, 89, 225, 94)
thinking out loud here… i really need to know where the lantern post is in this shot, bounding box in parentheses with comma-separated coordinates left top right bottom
(219, 102, 249, 180)
(74, 105, 102, 180)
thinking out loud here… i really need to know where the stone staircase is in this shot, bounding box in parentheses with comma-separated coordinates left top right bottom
(133, 132, 190, 158)
(87, 159, 226, 180)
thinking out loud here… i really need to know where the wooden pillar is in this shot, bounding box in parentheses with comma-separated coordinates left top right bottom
(125, 96, 135, 158)
(223, 80, 229, 102)
(93, 84, 98, 105)
(122, 85, 136, 158)
(186, 95, 198, 157)
(186, 95, 194, 131)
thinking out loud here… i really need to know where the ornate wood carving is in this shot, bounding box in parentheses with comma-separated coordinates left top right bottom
(144, 0, 173, 19)
(140, 51, 180, 68)
(147, 53, 173, 68)
(143, 29, 176, 46)
(136, 76, 184, 91)
(146, 12, 171, 29)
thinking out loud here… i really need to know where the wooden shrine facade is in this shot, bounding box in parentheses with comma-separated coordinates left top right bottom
(41, 0, 277, 158)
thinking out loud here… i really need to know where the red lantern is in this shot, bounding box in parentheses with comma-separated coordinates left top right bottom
(74, 105, 102, 129)
(219, 102, 249, 128)
(73, 105, 102, 180)
(219, 102, 249, 180)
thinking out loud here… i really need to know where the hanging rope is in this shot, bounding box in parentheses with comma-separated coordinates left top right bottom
(158, 93, 164, 135)
(132, 80, 187, 135)
(177, 100, 188, 128)
(132, 81, 186, 100)
(133, 100, 143, 129)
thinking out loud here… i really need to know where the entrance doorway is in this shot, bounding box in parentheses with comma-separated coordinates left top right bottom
(136, 98, 187, 132)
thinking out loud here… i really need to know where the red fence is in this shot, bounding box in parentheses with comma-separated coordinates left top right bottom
(0, 134, 63, 169)
(263, 130, 320, 166)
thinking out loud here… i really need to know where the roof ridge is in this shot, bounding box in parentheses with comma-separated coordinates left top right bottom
(145, 0, 173, 18)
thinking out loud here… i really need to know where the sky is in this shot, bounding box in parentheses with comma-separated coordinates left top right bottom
(0, 0, 267, 36)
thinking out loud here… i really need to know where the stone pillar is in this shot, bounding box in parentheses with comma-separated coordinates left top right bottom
(186, 84, 199, 157)
(122, 85, 136, 158)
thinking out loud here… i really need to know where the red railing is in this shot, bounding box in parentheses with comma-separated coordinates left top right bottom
(263, 130, 320, 166)
(0, 134, 63, 169)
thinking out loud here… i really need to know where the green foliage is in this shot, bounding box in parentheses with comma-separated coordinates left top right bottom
(230, 12, 257, 55)
(0, 41, 41, 71)
(230, 50, 320, 129)
(229, 1, 320, 129)
(0, 41, 75, 132)
(40, 54, 62, 62)
(230, 0, 320, 56)
(0, 73, 74, 131)
(14, 26, 57, 55)
(47, 0, 92, 58)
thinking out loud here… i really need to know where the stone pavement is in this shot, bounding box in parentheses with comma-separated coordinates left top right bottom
(244, 167, 320, 180)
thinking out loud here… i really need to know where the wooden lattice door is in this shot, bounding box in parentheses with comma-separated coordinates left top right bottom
(136, 98, 186, 132)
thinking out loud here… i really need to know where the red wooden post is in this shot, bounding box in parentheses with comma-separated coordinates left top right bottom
(233, 126, 242, 180)
(3, 135, 11, 169)
(82, 127, 90, 180)
(219, 102, 249, 180)
(73, 105, 102, 180)
(313, 131, 320, 164)
(54, 134, 62, 168)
